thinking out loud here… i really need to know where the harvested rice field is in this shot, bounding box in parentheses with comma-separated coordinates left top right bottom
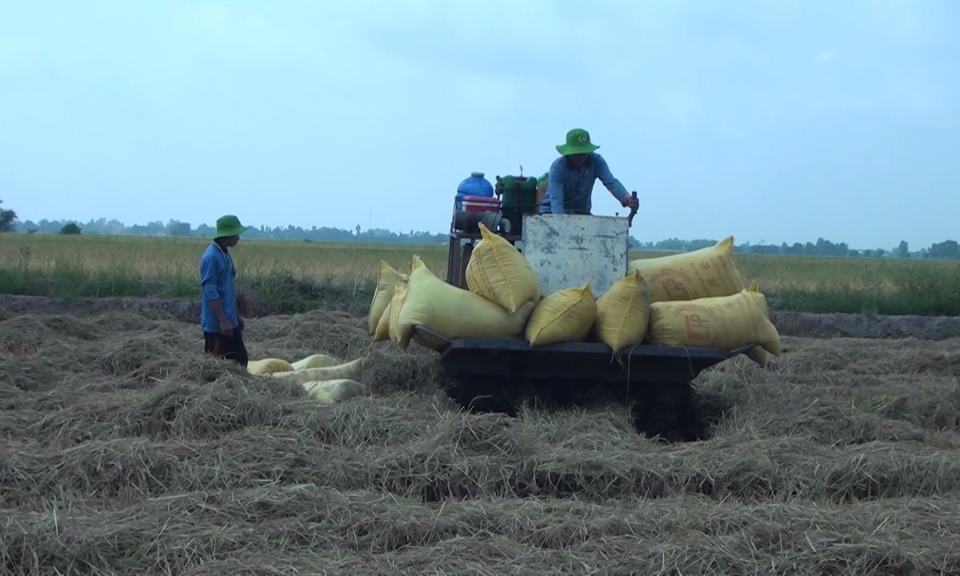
(2, 305, 960, 575)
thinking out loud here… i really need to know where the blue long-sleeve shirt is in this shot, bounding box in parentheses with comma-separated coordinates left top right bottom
(199, 242, 240, 334)
(539, 153, 630, 215)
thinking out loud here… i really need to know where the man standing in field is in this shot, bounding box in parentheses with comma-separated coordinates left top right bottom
(539, 128, 639, 216)
(200, 215, 250, 367)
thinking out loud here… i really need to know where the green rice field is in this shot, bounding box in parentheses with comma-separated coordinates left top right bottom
(2, 234, 959, 316)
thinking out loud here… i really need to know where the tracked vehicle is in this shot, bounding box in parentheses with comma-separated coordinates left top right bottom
(419, 173, 757, 440)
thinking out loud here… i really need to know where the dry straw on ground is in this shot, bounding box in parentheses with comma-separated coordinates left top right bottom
(2, 305, 960, 575)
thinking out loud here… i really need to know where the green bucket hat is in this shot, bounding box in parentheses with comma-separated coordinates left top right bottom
(213, 215, 250, 239)
(556, 128, 600, 156)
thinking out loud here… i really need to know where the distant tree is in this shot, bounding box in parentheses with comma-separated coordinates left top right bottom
(929, 240, 960, 260)
(0, 199, 17, 233)
(60, 222, 82, 235)
(896, 240, 910, 258)
(166, 219, 192, 237)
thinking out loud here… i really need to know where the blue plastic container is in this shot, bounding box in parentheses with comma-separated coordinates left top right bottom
(455, 172, 494, 210)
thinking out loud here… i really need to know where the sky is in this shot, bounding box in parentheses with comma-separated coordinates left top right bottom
(1, 0, 958, 249)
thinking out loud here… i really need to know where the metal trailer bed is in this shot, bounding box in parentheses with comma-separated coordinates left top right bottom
(412, 325, 757, 442)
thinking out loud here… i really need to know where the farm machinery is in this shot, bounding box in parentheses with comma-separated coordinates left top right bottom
(418, 174, 757, 441)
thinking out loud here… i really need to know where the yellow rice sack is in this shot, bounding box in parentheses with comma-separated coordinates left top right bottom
(744, 281, 772, 366)
(592, 270, 651, 351)
(647, 287, 782, 356)
(271, 358, 364, 385)
(525, 282, 597, 346)
(745, 344, 770, 366)
(627, 236, 744, 303)
(465, 223, 541, 313)
(372, 301, 392, 342)
(389, 256, 535, 352)
(247, 358, 295, 375)
(368, 261, 401, 336)
(303, 378, 366, 405)
(290, 353, 339, 371)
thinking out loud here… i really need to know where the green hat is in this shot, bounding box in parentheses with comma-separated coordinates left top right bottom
(556, 128, 600, 156)
(213, 215, 250, 239)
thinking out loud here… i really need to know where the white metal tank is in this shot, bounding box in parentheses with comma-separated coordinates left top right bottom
(521, 214, 630, 298)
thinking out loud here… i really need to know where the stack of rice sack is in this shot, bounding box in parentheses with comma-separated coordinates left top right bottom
(368, 224, 538, 352)
(368, 223, 649, 352)
(627, 236, 782, 366)
(470, 223, 651, 352)
(246, 353, 366, 404)
(517, 270, 651, 351)
(367, 227, 780, 366)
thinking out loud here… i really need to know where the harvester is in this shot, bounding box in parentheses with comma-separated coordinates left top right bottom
(424, 173, 757, 441)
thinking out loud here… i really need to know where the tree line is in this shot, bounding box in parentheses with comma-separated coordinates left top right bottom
(2, 202, 959, 260)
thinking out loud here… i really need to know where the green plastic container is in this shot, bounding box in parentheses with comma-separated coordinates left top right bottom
(495, 175, 539, 235)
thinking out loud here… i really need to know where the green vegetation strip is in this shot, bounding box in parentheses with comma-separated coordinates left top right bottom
(4, 264, 960, 317)
(3, 234, 960, 316)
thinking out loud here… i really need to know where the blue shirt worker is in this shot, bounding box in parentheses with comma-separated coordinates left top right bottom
(539, 128, 640, 216)
(200, 214, 251, 367)
(535, 172, 549, 212)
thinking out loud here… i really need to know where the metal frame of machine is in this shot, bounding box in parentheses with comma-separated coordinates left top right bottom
(413, 325, 753, 386)
(445, 205, 521, 289)
(427, 193, 757, 440)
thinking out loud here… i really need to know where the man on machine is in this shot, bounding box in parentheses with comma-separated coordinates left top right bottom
(539, 128, 640, 216)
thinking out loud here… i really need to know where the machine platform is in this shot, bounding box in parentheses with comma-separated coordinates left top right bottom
(412, 325, 757, 441)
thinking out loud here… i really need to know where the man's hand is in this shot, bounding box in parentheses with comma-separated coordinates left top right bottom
(622, 194, 640, 211)
(210, 299, 234, 336)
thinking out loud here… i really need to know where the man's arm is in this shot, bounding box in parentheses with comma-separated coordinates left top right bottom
(200, 256, 231, 330)
(547, 162, 566, 214)
(595, 155, 630, 205)
(209, 299, 230, 327)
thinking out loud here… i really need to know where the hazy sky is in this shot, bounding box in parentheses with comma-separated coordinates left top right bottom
(2, 0, 958, 248)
